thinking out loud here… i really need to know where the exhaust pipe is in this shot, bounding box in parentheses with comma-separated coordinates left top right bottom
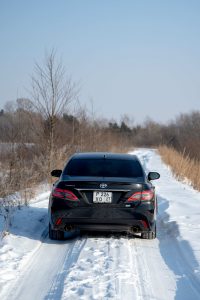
(65, 225, 75, 232)
(130, 226, 139, 233)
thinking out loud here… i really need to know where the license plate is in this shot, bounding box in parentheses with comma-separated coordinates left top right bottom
(93, 191, 112, 203)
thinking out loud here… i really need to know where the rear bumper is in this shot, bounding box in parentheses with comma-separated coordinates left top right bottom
(55, 219, 150, 233)
(50, 206, 156, 233)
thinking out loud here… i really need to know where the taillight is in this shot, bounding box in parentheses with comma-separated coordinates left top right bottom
(52, 188, 78, 201)
(127, 190, 154, 202)
(141, 190, 154, 201)
(127, 192, 142, 202)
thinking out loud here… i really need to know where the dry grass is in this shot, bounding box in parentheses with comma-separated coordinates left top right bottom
(159, 145, 200, 191)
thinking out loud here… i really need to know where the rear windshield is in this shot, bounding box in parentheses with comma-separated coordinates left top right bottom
(64, 159, 144, 178)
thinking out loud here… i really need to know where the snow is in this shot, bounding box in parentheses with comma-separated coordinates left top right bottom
(134, 149, 200, 263)
(0, 188, 50, 298)
(0, 149, 200, 300)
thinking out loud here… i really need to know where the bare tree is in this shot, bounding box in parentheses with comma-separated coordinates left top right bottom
(30, 49, 78, 171)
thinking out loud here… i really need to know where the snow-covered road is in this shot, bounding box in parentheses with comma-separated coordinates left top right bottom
(0, 149, 200, 300)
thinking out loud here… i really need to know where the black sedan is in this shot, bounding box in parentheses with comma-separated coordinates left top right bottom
(48, 152, 160, 240)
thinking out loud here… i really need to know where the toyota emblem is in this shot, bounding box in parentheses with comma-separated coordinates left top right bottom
(100, 183, 107, 189)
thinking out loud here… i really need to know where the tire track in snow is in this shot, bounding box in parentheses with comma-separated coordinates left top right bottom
(59, 234, 165, 300)
(7, 234, 83, 300)
(131, 238, 155, 300)
(60, 235, 143, 300)
(7, 227, 50, 300)
(45, 238, 87, 300)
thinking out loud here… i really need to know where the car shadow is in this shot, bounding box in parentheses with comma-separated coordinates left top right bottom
(157, 195, 200, 300)
(4, 205, 49, 241)
(4, 203, 140, 246)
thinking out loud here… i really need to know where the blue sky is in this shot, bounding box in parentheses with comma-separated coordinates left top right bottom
(1, 0, 200, 123)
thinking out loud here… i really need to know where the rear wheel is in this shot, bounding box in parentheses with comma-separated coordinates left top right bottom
(49, 223, 64, 240)
(141, 224, 156, 240)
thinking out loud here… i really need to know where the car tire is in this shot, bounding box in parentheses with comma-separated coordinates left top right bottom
(141, 224, 156, 240)
(49, 223, 64, 240)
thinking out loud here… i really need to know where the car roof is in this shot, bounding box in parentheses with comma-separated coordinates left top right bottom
(70, 152, 139, 161)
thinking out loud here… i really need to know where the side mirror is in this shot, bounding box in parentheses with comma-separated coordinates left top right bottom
(148, 172, 160, 181)
(51, 169, 62, 177)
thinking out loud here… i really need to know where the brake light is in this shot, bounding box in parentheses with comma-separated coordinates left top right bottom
(127, 190, 154, 202)
(52, 188, 78, 201)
